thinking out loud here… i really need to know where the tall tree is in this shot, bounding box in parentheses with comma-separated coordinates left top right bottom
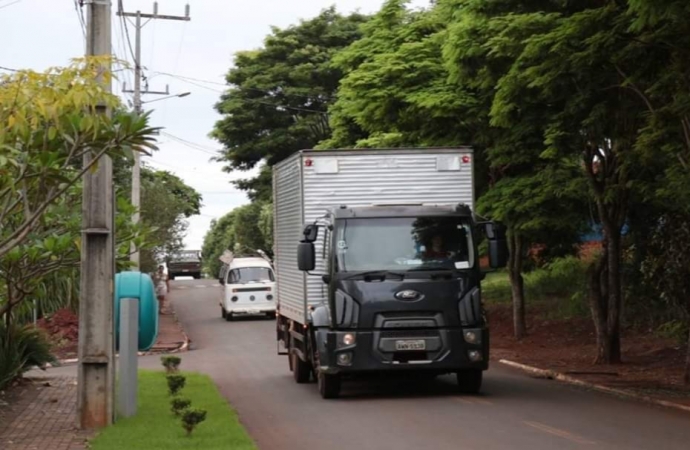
(487, 2, 651, 362)
(321, 0, 474, 150)
(202, 211, 237, 278)
(212, 7, 368, 201)
(138, 168, 202, 273)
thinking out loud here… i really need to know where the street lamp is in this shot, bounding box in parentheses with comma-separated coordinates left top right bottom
(141, 91, 191, 104)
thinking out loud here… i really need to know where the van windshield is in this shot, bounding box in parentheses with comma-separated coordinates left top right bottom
(335, 216, 474, 272)
(228, 267, 274, 284)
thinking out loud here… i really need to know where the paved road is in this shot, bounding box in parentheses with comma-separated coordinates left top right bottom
(166, 279, 690, 450)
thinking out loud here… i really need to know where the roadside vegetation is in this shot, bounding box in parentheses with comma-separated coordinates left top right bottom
(0, 59, 201, 389)
(90, 370, 256, 450)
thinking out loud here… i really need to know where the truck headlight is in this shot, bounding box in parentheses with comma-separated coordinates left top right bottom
(468, 350, 482, 362)
(337, 352, 352, 365)
(342, 333, 355, 346)
(463, 330, 478, 344)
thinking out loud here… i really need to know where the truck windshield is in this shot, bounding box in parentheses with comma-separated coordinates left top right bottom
(335, 216, 474, 272)
(228, 267, 274, 284)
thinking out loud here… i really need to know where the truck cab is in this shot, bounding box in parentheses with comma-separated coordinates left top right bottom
(287, 203, 507, 398)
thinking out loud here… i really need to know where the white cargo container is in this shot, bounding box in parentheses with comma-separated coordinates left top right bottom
(272, 148, 475, 325)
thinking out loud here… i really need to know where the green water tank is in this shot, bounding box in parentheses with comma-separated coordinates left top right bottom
(114, 271, 159, 351)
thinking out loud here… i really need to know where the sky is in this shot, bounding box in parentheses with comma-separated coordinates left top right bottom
(0, 0, 428, 250)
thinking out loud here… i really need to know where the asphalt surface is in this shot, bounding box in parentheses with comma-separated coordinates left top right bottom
(41, 278, 690, 449)
(167, 279, 690, 450)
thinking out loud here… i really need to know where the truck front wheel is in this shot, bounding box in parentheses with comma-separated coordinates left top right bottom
(291, 348, 311, 384)
(456, 369, 483, 394)
(317, 371, 341, 399)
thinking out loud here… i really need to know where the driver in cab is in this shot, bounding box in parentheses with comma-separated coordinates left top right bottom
(423, 235, 451, 259)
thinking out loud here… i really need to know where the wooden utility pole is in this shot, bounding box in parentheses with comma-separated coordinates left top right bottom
(118, 2, 190, 269)
(78, 0, 115, 429)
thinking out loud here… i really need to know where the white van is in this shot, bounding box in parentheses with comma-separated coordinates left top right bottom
(219, 257, 276, 321)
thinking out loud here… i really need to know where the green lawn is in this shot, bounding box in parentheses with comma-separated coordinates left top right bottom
(90, 370, 256, 450)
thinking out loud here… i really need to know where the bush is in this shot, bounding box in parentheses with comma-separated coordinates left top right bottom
(181, 408, 207, 436)
(527, 256, 587, 299)
(166, 374, 186, 396)
(482, 256, 588, 318)
(0, 323, 56, 390)
(170, 397, 192, 416)
(161, 356, 181, 374)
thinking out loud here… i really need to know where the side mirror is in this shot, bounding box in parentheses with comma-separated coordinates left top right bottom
(321, 274, 331, 284)
(218, 277, 225, 285)
(297, 242, 316, 271)
(303, 224, 318, 243)
(488, 238, 508, 268)
(484, 222, 506, 241)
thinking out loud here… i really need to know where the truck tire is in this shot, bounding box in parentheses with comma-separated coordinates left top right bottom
(317, 371, 341, 399)
(221, 307, 226, 319)
(225, 311, 234, 322)
(292, 351, 311, 384)
(314, 347, 340, 399)
(456, 369, 483, 394)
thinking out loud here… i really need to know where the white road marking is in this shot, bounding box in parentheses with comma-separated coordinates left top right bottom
(523, 421, 596, 445)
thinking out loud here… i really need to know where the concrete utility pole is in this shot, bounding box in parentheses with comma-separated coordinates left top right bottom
(78, 0, 115, 429)
(118, 2, 191, 270)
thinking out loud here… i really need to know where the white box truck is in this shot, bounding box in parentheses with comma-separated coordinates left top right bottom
(273, 148, 507, 398)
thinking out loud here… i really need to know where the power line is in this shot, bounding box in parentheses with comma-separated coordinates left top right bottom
(118, 1, 138, 68)
(73, 0, 86, 39)
(0, 0, 22, 10)
(0, 66, 18, 72)
(153, 70, 333, 101)
(160, 132, 219, 156)
(156, 73, 329, 115)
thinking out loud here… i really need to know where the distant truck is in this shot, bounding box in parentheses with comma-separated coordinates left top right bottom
(167, 250, 202, 280)
(273, 148, 508, 399)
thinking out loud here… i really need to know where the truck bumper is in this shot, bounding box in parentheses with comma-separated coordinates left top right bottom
(315, 327, 489, 375)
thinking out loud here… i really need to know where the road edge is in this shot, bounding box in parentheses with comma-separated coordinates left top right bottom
(499, 359, 690, 414)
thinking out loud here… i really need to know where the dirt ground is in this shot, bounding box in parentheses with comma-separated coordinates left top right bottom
(488, 304, 690, 406)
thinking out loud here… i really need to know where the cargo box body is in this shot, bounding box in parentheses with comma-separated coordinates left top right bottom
(272, 148, 475, 325)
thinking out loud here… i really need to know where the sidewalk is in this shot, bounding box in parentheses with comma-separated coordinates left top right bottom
(0, 307, 189, 449)
(0, 377, 89, 450)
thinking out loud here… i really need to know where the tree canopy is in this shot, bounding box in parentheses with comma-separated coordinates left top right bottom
(211, 7, 368, 201)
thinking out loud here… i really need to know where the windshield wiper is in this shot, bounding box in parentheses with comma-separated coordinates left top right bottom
(338, 270, 406, 281)
(406, 267, 461, 279)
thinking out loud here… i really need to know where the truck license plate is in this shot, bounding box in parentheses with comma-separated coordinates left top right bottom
(395, 339, 426, 351)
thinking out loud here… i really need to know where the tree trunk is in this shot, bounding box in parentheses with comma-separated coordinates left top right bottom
(684, 326, 690, 386)
(605, 230, 623, 363)
(587, 250, 608, 363)
(508, 231, 526, 340)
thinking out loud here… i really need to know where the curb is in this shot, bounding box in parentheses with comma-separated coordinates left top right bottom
(138, 310, 191, 356)
(499, 359, 690, 414)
